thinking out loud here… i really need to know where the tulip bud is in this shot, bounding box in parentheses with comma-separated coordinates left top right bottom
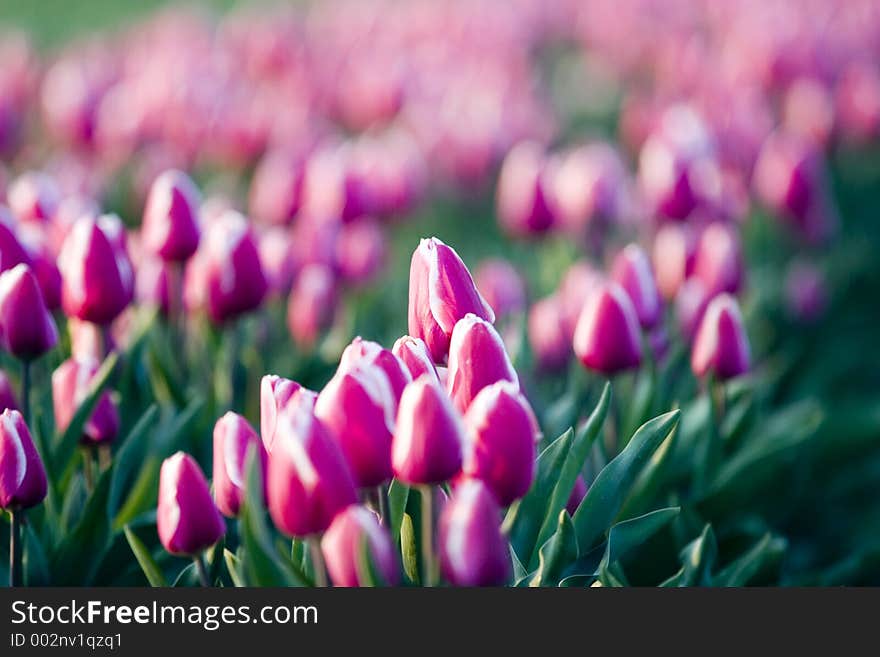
(287, 264, 338, 348)
(52, 357, 119, 445)
(0, 370, 19, 412)
(392, 375, 464, 485)
(675, 277, 711, 342)
(0, 409, 47, 510)
(496, 141, 556, 237)
(7, 171, 59, 224)
(248, 150, 305, 226)
(157, 452, 226, 555)
(267, 395, 358, 537)
(692, 222, 742, 297)
(58, 215, 134, 325)
(213, 412, 266, 518)
(438, 479, 510, 586)
(0, 264, 58, 360)
(336, 219, 386, 285)
(192, 210, 267, 324)
(462, 381, 538, 506)
(260, 374, 302, 453)
(447, 314, 518, 414)
(566, 475, 588, 516)
(558, 261, 604, 338)
(0, 208, 31, 274)
(339, 337, 411, 407)
(142, 169, 201, 262)
(321, 505, 400, 587)
(19, 231, 62, 310)
(573, 282, 642, 375)
(391, 335, 439, 382)
(475, 259, 527, 320)
(528, 295, 571, 372)
(315, 364, 395, 488)
(652, 223, 696, 300)
(691, 294, 750, 380)
(611, 244, 662, 329)
(408, 237, 494, 363)
(258, 227, 297, 297)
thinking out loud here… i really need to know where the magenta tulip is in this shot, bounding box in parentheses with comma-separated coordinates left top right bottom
(52, 357, 119, 445)
(611, 244, 662, 329)
(496, 141, 556, 237)
(691, 294, 750, 380)
(652, 223, 696, 300)
(336, 219, 386, 285)
(0, 409, 47, 510)
(675, 277, 711, 342)
(141, 169, 201, 262)
(321, 506, 400, 587)
(0, 264, 58, 360)
(157, 452, 226, 555)
(287, 264, 338, 348)
(213, 412, 266, 518)
(7, 172, 59, 224)
(260, 374, 302, 453)
(0, 210, 31, 274)
(248, 149, 305, 226)
(692, 223, 743, 297)
(391, 335, 439, 382)
(573, 282, 642, 375)
(784, 261, 827, 322)
(528, 295, 571, 372)
(566, 476, 588, 516)
(339, 337, 411, 407)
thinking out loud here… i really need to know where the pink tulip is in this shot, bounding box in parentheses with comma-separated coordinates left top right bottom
(474, 259, 527, 320)
(461, 381, 538, 506)
(0, 409, 47, 510)
(691, 294, 750, 381)
(407, 237, 494, 363)
(52, 357, 119, 445)
(675, 277, 711, 342)
(141, 169, 201, 262)
(7, 172, 60, 224)
(257, 227, 298, 297)
(157, 452, 226, 556)
(338, 337, 411, 407)
(391, 335, 439, 382)
(496, 141, 556, 237)
(260, 374, 303, 453)
(336, 219, 386, 285)
(692, 223, 743, 297)
(0, 264, 58, 360)
(287, 264, 338, 348)
(573, 282, 643, 375)
(248, 149, 305, 226)
(611, 244, 662, 329)
(321, 506, 399, 587)
(213, 412, 266, 517)
(652, 223, 696, 300)
(528, 295, 571, 372)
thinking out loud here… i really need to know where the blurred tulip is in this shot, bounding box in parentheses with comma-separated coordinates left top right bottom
(339, 337, 411, 407)
(0, 209, 31, 273)
(260, 374, 302, 452)
(248, 149, 305, 226)
(753, 131, 823, 227)
(157, 452, 226, 556)
(336, 219, 386, 285)
(691, 294, 750, 380)
(784, 260, 827, 322)
(0, 264, 58, 360)
(675, 277, 711, 342)
(52, 357, 119, 445)
(0, 370, 18, 412)
(0, 409, 47, 510)
(18, 230, 62, 310)
(141, 169, 201, 262)
(7, 172, 59, 224)
(528, 295, 570, 372)
(611, 244, 662, 329)
(315, 364, 396, 488)
(135, 255, 171, 316)
(783, 77, 835, 147)
(692, 222, 743, 297)
(267, 395, 358, 537)
(408, 237, 494, 363)
(652, 223, 696, 300)
(573, 282, 642, 375)
(836, 61, 880, 142)
(447, 313, 518, 414)
(213, 412, 266, 517)
(565, 475, 588, 517)
(392, 335, 439, 382)
(321, 505, 399, 587)
(392, 375, 464, 485)
(461, 381, 538, 506)
(287, 264, 338, 348)
(475, 259, 526, 320)
(496, 141, 556, 237)
(438, 479, 510, 586)
(257, 227, 297, 296)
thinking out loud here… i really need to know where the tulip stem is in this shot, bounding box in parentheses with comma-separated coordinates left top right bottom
(308, 537, 327, 587)
(420, 486, 436, 587)
(9, 509, 22, 587)
(193, 554, 211, 587)
(697, 376, 725, 493)
(377, 484, 391, 528)
(19, 360, 30, 427)
(82, 448, 95, 493)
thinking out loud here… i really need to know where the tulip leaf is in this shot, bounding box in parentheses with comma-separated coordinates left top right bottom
(24, 523, 50, 586)
(224, 549, 246, 587)
(530, 384, 611, 568)
(573, 409, 680, 553)
(510, 545, 527, 582)
(713, 533, 786, 586)
(400, 513, 419, 584)
(618, 428, 679, 520)
(387, 479, 409, 543)
(355, 535, 388, 587)
(597, 507, 680, 584)
(172, 562, 199, 587)
(530, 511, 578, 587)
(113, 457, 161, 530)
(124, 526, 167, 587)
(673, 524, 718, 587)
(108, 404, 159, 521)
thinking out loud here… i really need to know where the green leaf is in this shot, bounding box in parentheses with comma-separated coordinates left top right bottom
(573, 410, 680, 554)
(113, 458, 160, 530)
(124, 526, 168, 587)
(618, 427, 679, 520)
(224, 549, 246, 587)
(530, 511, 578, 587)
(530, 383, 610, 569)
(400, 513, 419, 584)
(676, 524, 718, 587)
(510, 545, 527, 582)
(713, 533, 786, 586)
(355, 536, 388, 587)
(597, 507, 680, 583)
(23, 523, 50, 586)
(387, 479, 409, 543)
(108, 404, 159, 520)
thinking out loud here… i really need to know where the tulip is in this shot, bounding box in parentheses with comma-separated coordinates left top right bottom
(752, 131, 822, 227)
(784, 261, 827, 322)
(558, 261, 604, 338)
(213, 412, 266, 518)
(157, 452, 226, 561)
(446, 313, 518, 414)
(573, 282, 642, 375)
(836, 61, 880, 143)
(461, 381, 538, 506)
(675, 277, 711, 342)
(18, 230, 62, 310)
(52, 357, 119, 445)
(135, 255, 171, 317)
(336, 219, 386, 285)
(692, 223, 742, 297)
(438, 479, 510, 586)
(474, 259, 527, 320)
(315, 364, 396, 488)
(141, 169, 201, 262)
(407, 237, 494, 363)
(496, 141, 556, 237)
(248, 149, 305, 226)
(392, 375, 464, 485)
(58, 215, 134, 325)
(566, 475, 588, 516)
(0, 209, 31, 274)
(553, 143, 627, 232)
(321, 506, 400, 587)
(287, 264, 338, 348)
(7, 171, 59, 224)
(652, 223, 696, 300)
(391, 335, 439, 382)
(528, 295, 571, 372)
(691, 294, 750, 381)
(611, 244, 662, 329)
(0, 263, 58, 360)
(782, 77, 834, 148)
(260, 374, 302, 453)
(0, 370, 19, 412)
(267, 396, 358, 538)
(258, 227, 297, 297)
(339, 337, 411, 407)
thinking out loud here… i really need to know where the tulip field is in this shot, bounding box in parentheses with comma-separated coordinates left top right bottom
(0, 0, 879, 589)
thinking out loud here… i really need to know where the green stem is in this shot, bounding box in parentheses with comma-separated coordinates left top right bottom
(377, 484, 391, 528)
(308, 537, 327, 587)
(194, 553, 211, 587)
(420, 486, 436, 587)
(19, 360, 30, 427)
(82, 448, 95, 493)
(9, 509, 22, 587)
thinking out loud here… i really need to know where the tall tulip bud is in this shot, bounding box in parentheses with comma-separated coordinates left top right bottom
(407, 237, 494, 363)
(528, 295, 571, 372)
(391, 335, 439, 382)
(267, 397, 358, 537)
(287, 264, 338, 348)
(611, 244, 662, 329)
(0, 210, 31, 273)
(462, 381, 538, 506)
(675, 277, 710, 342)
(248, 150, 304, 226)
(52, 357, 119, 445)
(496, 141, 556, 237)
(141, 169, 201, 262)
(573, 283, 642, 375)
(213, 412, 266, 518)
(438, 479, 510, 586)
(321, 506, 400, 587)
(157, 452, 225, 556)
(566, 475, 588, 516)
(339, 337, 411, 407)
(0, 409, 47, 510)
(260, 374, 302, 453)
(58, 215, 134, 325)
(447, 314, 518, 414)
(7, 171, 59, 224)
(652, 223, 696, 300)
(0, 264, 58, 360)
(691, 294, 750, 380)
(392, 375, 464, 485)
(315, 364, 396, 488)
(692, 222, 742, 297)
